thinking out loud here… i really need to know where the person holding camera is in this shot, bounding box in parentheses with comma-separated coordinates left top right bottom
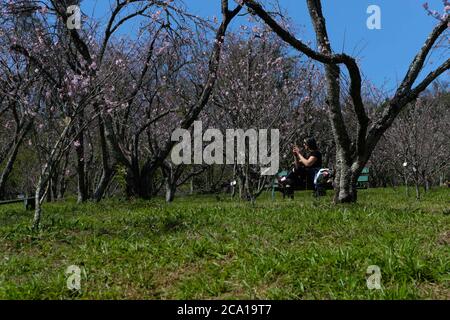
(279, 137, 323, 192)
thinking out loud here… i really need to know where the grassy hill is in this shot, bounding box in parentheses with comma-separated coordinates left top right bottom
(0, 188, 449, 299)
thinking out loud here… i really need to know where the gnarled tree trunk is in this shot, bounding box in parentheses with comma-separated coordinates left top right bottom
(0, 120, 33, 199)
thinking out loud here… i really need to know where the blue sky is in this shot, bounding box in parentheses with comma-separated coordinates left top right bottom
(82, 0, 449, 92)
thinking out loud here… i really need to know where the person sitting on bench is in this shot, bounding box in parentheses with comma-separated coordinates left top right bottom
(279, 137, 323, 193)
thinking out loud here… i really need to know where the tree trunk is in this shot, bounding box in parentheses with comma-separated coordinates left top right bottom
(93, 115, 113, 202)
(51, 173, 59, 201)
(415, 183, 421, 200)
(0, 121, 33, 199)
(165, 179, 176, 203)
(32, 118, 73, 229)
(0, 142, 22, 199)
(125, 168, 140, 199)
(46, 178, 53, 203)
(75, 128, 88, 203)
(333, 154, 366, 203)
(59, 175, 67, 199)
(423, 174, 430, 192)
(33, 173, 45, 230)
(125, 163, 155, 199)
(93, 168, 114, 202)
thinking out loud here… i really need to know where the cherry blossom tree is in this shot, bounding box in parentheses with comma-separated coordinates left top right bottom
(210, 31, 321, 200)
(0, 42, 36, 199)
(1, 0, 242, 228)
(240, 0, 449, 203)
(86, 1, 242, 200)
(374, 84, 449, 198)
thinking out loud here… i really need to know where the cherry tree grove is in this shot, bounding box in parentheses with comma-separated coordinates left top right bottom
(239, 0, 449, 202)
(0, 0, 448, 229)
(1, 0, 243, 228)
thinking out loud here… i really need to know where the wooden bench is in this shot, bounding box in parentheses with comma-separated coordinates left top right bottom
(0, 196, 35, 210)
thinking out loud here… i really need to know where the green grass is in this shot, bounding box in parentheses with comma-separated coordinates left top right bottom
(0, 188, 449, 300)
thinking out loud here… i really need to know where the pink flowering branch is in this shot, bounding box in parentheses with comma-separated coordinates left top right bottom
(423, 1, 450, 25)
